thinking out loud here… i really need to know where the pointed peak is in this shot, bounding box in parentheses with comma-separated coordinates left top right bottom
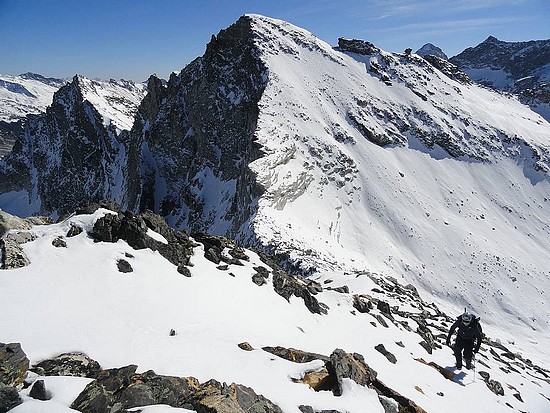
(483, 36, 500, 43)
(416, 43, 448, 60)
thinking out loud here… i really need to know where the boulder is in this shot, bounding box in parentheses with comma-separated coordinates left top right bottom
(262, 346, 328, 363)
(190, 380, 283, 413)
(29, 379, 50, 400)
(0, 343, 29, 388)
(116, 259, 133, 273)
(32, 352, 101, 379)
(71, 365, 201, 413)
(326, 349, 377, 396)
(374, 344, 397, 364)
(352, 295, 373, 313)
(52, 236, 67, 248)
(0, 384, 22, 413)
(272, 269, 327, 314)
(252, 273, 267, 286)
(0, 211, 31, 237)
(485, 379, 505, 396)
(92, 211, 193, 270)
(67, 224, 84, 237)
(0, 236, 31, 269)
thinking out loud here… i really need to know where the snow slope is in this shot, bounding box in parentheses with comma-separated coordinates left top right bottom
(0, 73, 66, 123)
(1, 209, 549, 413)
(240, 15, 550, 360)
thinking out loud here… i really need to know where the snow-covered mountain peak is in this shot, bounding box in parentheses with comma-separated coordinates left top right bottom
(70, 74, 146, 132)
(416, 43, 448, 60)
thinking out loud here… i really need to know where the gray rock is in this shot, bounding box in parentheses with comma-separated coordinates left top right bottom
(29, 379, 50, 400)
(252, 273, 267, 286)
(262, 346, 329, 363)
(67, 224, 83, 237)
(374, 344, 397, 364)
(0, 211, 32, 237)
(352, 295, 373, 313)
(117, 259, 133, 273)
(326, 349, 377, 396)
(92, 210, 193, 270)
(0, 236, 30, 269)
(485, 378, 505, 396)
(0, 384, 22, 413)
(272, 269, 327, 315)
(190, 380, 283, 413)
(0, 343, 29, 388)
(52, 236, 67, 248)
(377, 300, 391, 315)
(32, 352, 101, 379)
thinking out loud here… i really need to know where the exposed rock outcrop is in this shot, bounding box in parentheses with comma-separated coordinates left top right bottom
(0, 343, 29, 413)
(70, 365, 282, 413)
(31, 352, 102, 379)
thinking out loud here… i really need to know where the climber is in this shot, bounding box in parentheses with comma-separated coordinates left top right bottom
(446, 311, 483, 370)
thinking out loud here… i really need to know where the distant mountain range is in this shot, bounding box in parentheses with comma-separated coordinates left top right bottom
(0, 73, 146, 158)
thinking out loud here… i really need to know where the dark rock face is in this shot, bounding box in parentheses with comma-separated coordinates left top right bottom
(421, 55, 472, 84)
(0, 120, 22, 159)
(451, 36, 550, 85)
(32, 352, 102, 378)
(129, 15, 268, 236)
(272, 269, 327, 315)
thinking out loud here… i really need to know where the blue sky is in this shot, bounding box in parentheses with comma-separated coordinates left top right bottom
(1, 0, 549, 81)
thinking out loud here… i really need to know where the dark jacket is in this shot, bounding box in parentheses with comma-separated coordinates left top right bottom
(447, 317, 483, 352)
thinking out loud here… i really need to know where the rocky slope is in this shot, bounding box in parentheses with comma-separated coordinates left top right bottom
(450, 36, 550, 121)
(1, 206, 549, 413)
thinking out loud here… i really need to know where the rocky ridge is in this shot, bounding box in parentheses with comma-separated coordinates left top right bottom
(450, 36, 550, 121)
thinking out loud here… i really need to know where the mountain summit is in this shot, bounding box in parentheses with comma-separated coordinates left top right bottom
(1, 14, 549, 363)
(415, 43, 448, 60)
